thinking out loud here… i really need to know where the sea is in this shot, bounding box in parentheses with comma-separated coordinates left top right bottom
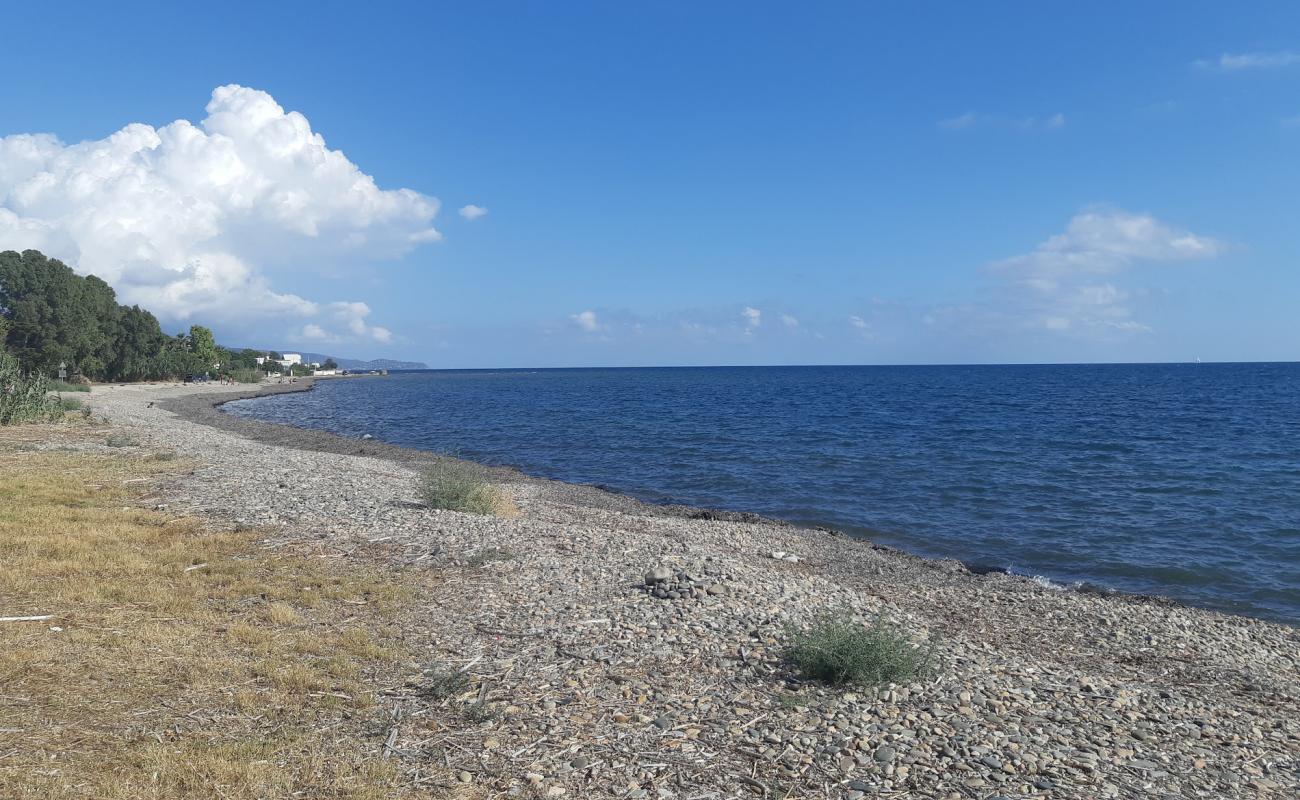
(222, 363, 1300, 625)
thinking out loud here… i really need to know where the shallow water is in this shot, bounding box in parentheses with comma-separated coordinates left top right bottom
(224, 363, 1300, 624)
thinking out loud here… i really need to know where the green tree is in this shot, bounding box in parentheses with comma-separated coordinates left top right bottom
(0, 249, 282, 383)
(188, 325, 216, 369)
(1, 250, 178, 381)
(111, 306, 169, 381)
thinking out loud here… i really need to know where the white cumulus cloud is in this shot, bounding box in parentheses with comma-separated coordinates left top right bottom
(0, 84, 441, 343)
(458, 204, 488, 220)
(741, 306, 761, 328)
(780, 313, 799, 328)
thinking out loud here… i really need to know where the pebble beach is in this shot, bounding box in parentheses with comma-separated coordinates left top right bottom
(85, 380, 1299, 799)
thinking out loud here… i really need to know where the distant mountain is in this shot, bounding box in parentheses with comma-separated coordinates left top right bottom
(295, 352, 428, 371)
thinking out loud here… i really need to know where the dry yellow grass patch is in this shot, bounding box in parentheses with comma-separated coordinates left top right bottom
(0, 434, 427, 799)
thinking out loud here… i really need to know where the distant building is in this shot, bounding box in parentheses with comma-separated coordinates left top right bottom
(276, 353, 302, 368)
(313, 368, 338, 376)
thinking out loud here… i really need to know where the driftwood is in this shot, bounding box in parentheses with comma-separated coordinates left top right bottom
(0, 615, 55, 623)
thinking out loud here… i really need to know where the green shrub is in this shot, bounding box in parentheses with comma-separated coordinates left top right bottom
(419, 462, 513, 516)
(105, 434, 140, 448)
(58, 396, 85, 412)
(459, 700, 495, 722)
(465, 546, 514, 567)
(50, 380, 90, 393)
(0, 351, 62, 425)
(230, 369, 264, 384)
(420, 665, 469, 700)
(785, 614, 933, 687)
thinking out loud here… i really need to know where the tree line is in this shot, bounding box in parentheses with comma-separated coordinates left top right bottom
(0, 249, 273, 382)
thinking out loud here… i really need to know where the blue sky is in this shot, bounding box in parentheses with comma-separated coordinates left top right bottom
(0, 1, 1296, 366)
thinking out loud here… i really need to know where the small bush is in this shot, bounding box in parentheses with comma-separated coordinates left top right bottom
(50, 380, 90, 392)
(460, 700, 495, 722)
(58, 396, 84, 412)
(420, 665, 469, 700)
(420, 462, 513, 516)
(105, 434, 140, 448)
(466, 546, 514, 567)
(230, 369, 264, 384)
(785, 614, 933, 687)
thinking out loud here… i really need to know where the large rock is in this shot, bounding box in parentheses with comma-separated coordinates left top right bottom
(644, 566, 673, 585)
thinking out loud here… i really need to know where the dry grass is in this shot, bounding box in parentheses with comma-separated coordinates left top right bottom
(0, 426, 428, 799)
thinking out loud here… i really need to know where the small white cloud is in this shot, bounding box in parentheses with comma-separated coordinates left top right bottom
(848, 315, 869, 329)
(1197, 51, 1300, 71)
(301, 323, 334, 341)
(459, 204, 489, 220)
(938, 112, 978, 130)
(989, 207, 1222, 337)
(993, 207, 1222, 279)
(570, 310, 603, 332)
(742, 306, 762, 328)
(780, 313, 799, 328)
(296, 301, 393, 343)
(939, 112, 1066, 131)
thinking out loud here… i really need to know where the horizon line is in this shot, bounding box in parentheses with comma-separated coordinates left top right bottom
(388, 359, 1298, 371)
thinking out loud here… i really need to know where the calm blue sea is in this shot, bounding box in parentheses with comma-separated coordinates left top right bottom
(223, 364, 1300, 624)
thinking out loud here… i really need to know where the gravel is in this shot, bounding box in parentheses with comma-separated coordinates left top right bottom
(81, 380, 1300, 799)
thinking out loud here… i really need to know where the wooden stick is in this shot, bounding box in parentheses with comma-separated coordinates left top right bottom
(0, 615, 55, 623)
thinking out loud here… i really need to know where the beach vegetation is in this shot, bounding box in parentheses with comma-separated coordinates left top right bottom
(785, 614, 934, 688)
(460, 699, 496, 722)
(420, 664, 470, 700)
(50, 380, 89, 392)
(0, 350, 63, 425)
(230, 368, 265, 384)
(0, 441, 419, 799)
(105, 433, 140, 447)
(466, 545, 515, 566)
(419, 460, 516, 516)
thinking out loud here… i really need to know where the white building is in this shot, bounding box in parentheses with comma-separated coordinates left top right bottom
(276, 353, 303, 368)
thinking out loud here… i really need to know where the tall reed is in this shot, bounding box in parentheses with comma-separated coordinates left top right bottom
(0, 352, 63, 425)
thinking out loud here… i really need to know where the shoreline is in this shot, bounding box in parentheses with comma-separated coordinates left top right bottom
(195, 378, 1222, 624)
(77, 380, 1300, 798)
(168, 377, 836, 530)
